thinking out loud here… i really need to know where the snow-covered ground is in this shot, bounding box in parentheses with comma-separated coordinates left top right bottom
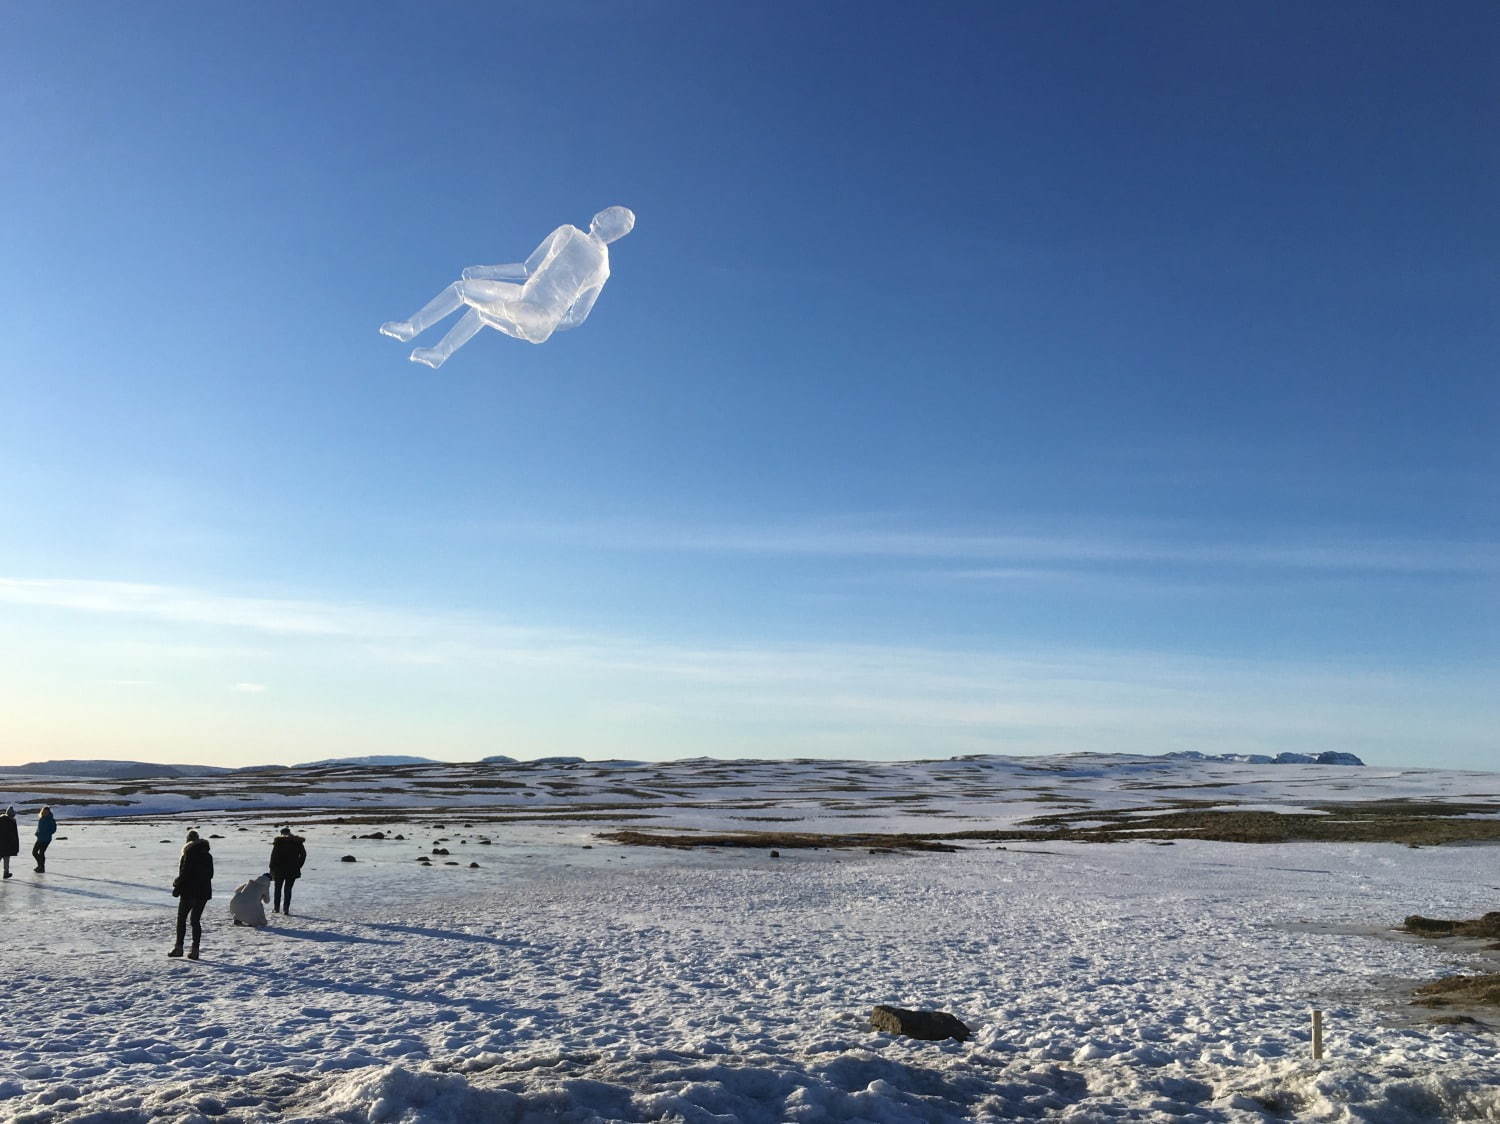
(2, 755, 1498, 1122)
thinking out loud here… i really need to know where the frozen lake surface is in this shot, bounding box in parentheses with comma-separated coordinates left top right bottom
(1, 754, 1498, 1122)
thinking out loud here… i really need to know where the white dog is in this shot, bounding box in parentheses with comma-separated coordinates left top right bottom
(229, 873, 272, 927)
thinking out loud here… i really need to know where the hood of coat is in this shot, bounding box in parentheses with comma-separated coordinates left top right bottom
(182, 838, 211, 857)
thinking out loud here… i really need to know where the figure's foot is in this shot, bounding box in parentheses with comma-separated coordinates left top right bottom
(380, 320, 417, 343)
(3, 871, 11, 879)
(187, 947, 200, 960)
(167, 946, 184, 958)
(410, 348, 446, 369)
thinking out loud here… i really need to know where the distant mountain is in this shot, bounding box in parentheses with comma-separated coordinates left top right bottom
(0, 759, 234, 780)
(479, 755, 518, 764)
(1163, 751, 1365, 766)
(294, 755, 441, 768)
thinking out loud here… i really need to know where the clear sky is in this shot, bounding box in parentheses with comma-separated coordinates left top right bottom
(1, 1, 1495, 769)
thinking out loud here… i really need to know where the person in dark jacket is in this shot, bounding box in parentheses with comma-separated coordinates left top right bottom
(170, 830, 214, 959)
(269, 826, 306, 915)
(33, 807, 56, 873)
(0, 807, 19, 879)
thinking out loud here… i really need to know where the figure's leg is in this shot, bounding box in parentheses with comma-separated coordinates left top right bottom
(283, 878, 294, 915)
(381, 281, 466, 343)
(273, 878, 283, 912)
(411, 308, 484, 369)
(172, 898, 190, 953)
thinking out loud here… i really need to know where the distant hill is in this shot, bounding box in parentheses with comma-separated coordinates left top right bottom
(294, 755, 441, 768)
(1163, 750, 1365, 766)
(0, 759, 234, 780)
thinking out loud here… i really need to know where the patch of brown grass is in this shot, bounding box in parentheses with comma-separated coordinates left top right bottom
(1414, 973, 1500, 1009)
(600, 830, 960, 853)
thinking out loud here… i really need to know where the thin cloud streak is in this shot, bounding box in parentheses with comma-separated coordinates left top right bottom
(475, 520, 1500, 576)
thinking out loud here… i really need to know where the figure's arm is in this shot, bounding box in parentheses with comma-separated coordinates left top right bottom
(558, 283, 603, 330)
(461, 261, 528, 281)
(461, 227, 567, 282)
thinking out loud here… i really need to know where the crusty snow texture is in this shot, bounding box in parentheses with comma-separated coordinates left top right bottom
(0, 755, 1498, 1122)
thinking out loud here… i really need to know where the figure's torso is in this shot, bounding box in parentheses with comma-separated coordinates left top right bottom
(511, 225, 609, 342)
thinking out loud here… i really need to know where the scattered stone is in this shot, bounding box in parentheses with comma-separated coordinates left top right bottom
(868, 1005, 972, 1042)
(209, 834, 224, 839)
(868, 847, 895, 855)
(340, 855, 357, 863)
(1403, 912, 1500, 940)
(770, 850, 780, 858)
(160, 839, 171, 843)
(357, 831, 386, 840)
(394, 834, 405, 840)
(431, 847, 449, 856)
(444, 861, 459, 866)
(478, 839, 492, 845)
(416, 858, 430, 864)
(581, 845, 593, 850)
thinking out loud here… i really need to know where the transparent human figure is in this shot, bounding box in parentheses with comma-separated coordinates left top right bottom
(380, 206, 635, 369)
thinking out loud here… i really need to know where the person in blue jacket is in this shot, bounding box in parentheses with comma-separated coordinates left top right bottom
(32, 806, 56, 873)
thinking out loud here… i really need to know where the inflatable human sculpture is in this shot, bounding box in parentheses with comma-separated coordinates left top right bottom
(381, 206, 635, 369)
(229, 873, 272, 927)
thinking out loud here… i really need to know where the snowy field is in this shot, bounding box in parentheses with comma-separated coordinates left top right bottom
(2, 754, 1499, 1123)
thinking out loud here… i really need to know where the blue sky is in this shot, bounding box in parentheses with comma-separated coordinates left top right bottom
(1, 1, 1494, 768)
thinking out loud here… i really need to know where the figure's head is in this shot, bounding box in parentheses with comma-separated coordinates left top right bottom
(279, 826, 291, 836)
(40, 806, 52, 818)
(186, 830, 199, 842)
(589, 206, 635, 244)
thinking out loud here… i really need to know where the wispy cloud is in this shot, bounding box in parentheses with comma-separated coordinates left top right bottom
(471, 519, 1500, 576)
(1, 574, 1494, 765)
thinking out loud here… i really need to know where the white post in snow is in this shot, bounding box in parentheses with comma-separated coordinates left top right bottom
(1311, 1009, 1324, 1060)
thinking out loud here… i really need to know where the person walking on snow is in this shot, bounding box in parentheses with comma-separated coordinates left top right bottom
(269, 826, 306, 915)
(0, 807, 19, 879)
(230, 873, 271, 927)
(170, 830, 214, 959)
(32, 806, 56, 872)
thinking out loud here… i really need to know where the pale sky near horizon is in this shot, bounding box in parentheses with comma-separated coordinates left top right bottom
(1, 2, 1495, 769)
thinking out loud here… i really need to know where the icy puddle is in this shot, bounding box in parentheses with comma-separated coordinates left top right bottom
(3, 809, 1499, 1122)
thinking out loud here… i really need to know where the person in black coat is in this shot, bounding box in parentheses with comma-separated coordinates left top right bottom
(268, 826, 306, 915)
(0, 807, 18, 880)
(170, 830, 214, 959)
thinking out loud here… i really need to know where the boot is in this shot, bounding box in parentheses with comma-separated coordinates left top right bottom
(167, 946, 184, 958)
(187, 944, 200, 960)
